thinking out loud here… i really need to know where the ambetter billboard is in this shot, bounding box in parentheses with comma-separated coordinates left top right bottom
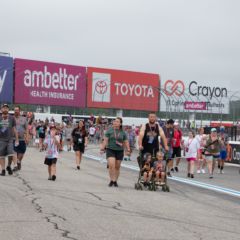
(0, 56, 14, 103)
(14, 59, 86, 107)
(87, 67, 160, 111)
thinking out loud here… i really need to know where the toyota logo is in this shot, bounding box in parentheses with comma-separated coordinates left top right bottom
(95, 80, 108, 95)
(164, 80, 185, 96)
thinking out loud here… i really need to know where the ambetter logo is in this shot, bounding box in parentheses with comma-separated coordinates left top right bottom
(0, 70, 7, 93)
(92, 72, 111, 103)
(164, 80, 185, 96)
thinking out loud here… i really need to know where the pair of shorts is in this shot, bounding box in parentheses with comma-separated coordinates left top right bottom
(73, 144, 85, 153)
(0, 140, 14, 157)
(39, 134, 45, 139)
(142, 148, 159, 158)
(106, 148, 124, 161)
(172, 147, 181, 158)
(186, 157, 196, 162)
(205, 155, 213, 161)
(220, 150, 227, 160)
(44, 158, 57, 166)
(14, 140, 27, 154)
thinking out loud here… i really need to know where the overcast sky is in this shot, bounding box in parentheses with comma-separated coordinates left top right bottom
(1, 0, 240, 96)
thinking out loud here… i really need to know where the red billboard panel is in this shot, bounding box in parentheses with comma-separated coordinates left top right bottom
(14, 58, 86, 107)
(87, 67, 160, 111)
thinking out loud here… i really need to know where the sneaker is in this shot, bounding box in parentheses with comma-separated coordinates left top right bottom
(209, 174, 213, 179)
(201, 169, 205, 174)
(220, 170, 224, 174)
(217, 169, 221, 174)
(12, 166, 18, 172)
(174, 166, 179, 172)
(48, 176, 52, 180)
(108, 181, 114, 187)
(113, 181, 118, 187)
(167, 172, 172, 177)
(187, 173, 191, 178)
(52, 175, 56, 181)
(170, 168, 175, 172)
(6, 166, 13, 175)
(190, 174, 194, 178)
(17, 162, 21, 170)
(0, 170, 6, 176)
(77, 166, 80, 170)
(197, 170, 201, 174)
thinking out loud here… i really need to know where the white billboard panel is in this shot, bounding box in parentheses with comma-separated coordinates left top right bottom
(160, 79, 229, 114)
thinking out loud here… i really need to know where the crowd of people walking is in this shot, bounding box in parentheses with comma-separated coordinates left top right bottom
(0, 103, 232, 187)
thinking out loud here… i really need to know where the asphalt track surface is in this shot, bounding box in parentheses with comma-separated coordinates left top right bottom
(0, 145, 239, 240)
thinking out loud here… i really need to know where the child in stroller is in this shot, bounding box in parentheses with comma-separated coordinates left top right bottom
(153, 151, 166, 186)
(141, 153, 154, 187)
(135, 151, 170, 192)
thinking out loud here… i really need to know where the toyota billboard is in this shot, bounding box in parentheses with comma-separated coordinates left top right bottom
(87, 67, 160, 111)
(14, 59, 86, 107)
(161, 79, 229, 114)
(0, 56, 14, 103)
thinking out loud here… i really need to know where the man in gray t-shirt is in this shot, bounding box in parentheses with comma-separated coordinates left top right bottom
(0, 104, 19, 176)
(11, 106, 29, 171)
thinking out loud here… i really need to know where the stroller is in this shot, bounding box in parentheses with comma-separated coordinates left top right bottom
(134, 150, 170, 192)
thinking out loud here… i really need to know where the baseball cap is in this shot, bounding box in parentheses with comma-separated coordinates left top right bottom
(211, 128, 217, 132)
(1, 103, 9, 108)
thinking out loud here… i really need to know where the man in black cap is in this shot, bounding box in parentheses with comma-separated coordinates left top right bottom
(0, 104, 19, 176)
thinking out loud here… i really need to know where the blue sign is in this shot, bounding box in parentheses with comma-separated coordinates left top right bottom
(0, 56, 14, 103)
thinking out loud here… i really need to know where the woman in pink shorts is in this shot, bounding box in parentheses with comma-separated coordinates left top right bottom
(184, 131, 200, 178)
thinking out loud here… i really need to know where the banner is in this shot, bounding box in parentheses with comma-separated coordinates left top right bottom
(0, 56, 14, 103)
(14, 58, 86, 107)
(87, 67, 160, 111)
(184, 102, 207, 110)
(229, 142, 240, 165)
(161, 79, 229, 114)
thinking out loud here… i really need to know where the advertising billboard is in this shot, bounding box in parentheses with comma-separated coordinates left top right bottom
(87, 67, 160, 111)
(14, 58, 86, 107)
(184, 102, 207, 110)
(161, 79, 229, 114)
(229, 142, 240, 165)
(0, 56, 14, 103)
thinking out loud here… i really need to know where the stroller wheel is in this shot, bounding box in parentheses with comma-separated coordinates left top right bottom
(165, 185, 170, 192)
(135, 183, 141, 190)
(152, 184, 157, 191)
(162, 185, 166, 192)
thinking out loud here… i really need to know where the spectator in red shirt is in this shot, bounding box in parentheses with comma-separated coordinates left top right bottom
(171, 122, 183, 172)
